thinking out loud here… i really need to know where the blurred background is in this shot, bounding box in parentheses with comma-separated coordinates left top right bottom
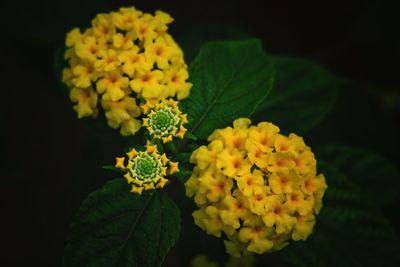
(0, 0, 399, 266)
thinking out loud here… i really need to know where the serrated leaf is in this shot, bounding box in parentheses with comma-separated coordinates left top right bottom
(64, 179, 180, 267)
(316, 145, 400, 206)
(181, 39, 275, 140)
(252, 56, 339, 134)
(276, 161, 400, 267)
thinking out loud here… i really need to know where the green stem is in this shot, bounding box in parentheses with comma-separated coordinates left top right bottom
(154, 139, 164, 154)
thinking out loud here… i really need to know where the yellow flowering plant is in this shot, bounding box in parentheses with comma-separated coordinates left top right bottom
(60, 6, 400, 267)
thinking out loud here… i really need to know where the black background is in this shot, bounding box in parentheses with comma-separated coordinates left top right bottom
(1, 0, 399, 266)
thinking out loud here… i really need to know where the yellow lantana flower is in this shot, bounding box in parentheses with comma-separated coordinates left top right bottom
(114, 141, 178, 194)
(216, 149, 252, 177)
(238, 216, 274, 254)
(69, 87, 98, 119)
(96, 70, 129, 101)
(190, 140, 224, 170)
(198, 169, 233, 203)
(94, 49, 121, 72)
(101, 95, 141, 136)
(262, 195, 296, 234)
(220, 191, 252, 229)
(185, 118, 327, 256)
(193, 205, 235, 238)
(92, 13, 116, 41)
(112, 7, 142, 31)
(71, 64, 99, 88)
(292, 213, 316, 241)
(234, 170, 264, 197)
(118, 46, 151, 77)
(75, 36, 105, 63)
(112, 31, 136, 50)
(62, 6, 192, 135)
(129, 70, 166, 99)
(164, 67, 192, 100)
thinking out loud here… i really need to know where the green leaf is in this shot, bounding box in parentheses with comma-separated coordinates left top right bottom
(184, 131, 198, 141)
(171, 153, 192, 183)
(276, 161, 400, 267)
(173, 168, 193, 184)
(174, 153, 191, 164)
(253, 56, 340, 134)
(64, 179, 180, 267)
(181, 39, 275, 140)
(317, 145, 400, 207)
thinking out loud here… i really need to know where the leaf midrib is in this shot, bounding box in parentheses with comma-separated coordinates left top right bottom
(116, 191, 156, 263)
(153, 196, 164, 266)
(189, 45, 249, 135)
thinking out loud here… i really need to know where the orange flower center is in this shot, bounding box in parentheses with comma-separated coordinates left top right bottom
(155, 47, 164, 56)
(141, 74, 151, 82)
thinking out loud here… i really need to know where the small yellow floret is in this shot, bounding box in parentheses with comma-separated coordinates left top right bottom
(69, 87, 98, 119)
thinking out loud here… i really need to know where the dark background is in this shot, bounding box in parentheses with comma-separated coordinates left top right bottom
(1, 0, 399, 266)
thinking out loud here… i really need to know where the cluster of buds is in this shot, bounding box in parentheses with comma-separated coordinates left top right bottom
(142, 99, 188, 143)
(115, 142, 179, 194)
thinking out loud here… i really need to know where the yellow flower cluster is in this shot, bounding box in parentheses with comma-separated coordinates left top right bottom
(185, 118, 327, 256)
(142, 98, 188, 143)
(115, 141, 179, 194)
(62, 7, 192, 136)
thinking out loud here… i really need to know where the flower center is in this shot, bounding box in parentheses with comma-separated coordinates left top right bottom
(141, 74, 151, 82)
(132, 154, 160, 181)
(155, 47, 164, 56)
(149, 108, 179, 134)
